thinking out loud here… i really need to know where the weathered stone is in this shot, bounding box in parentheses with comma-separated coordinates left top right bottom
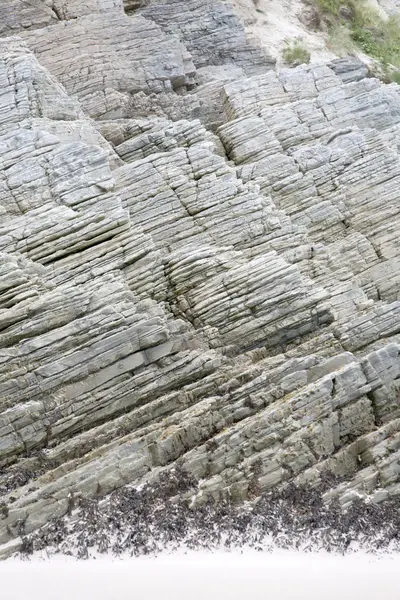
(138, 0, 275, 75)
(20, 12, 196, 120)
(328, 56, 370, 83)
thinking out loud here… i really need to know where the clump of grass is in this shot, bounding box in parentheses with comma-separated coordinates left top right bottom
(369, 63, 400, 85)
(389, 69, 400, 84)
(314, 0, 343, 16)
(282, 38, 311, 66)
(327, 23, 357, 56)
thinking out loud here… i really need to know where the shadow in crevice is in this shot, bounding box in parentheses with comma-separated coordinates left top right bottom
(123, 0, 150, 15)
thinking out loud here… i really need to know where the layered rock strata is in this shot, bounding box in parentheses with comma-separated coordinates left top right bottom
(0, 0, 399, 556)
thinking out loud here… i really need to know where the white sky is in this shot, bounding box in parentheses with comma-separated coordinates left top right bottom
(1, 550, 400, 600)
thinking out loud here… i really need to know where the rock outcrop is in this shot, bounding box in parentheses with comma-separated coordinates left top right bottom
(0, 0, 400, 556)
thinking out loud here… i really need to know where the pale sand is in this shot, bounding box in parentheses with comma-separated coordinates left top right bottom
(1, 550, 399, 600)
(229, 0, 337, 63)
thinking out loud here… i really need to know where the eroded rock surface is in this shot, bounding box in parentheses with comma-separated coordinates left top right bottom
(0, 0, 400, 557)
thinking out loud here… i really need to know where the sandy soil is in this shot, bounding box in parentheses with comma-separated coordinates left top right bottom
(229, 0, 397, 65)
(229, 0, 337, 64)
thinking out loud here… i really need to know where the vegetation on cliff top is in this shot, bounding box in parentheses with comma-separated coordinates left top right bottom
(309, 0, 400, 81)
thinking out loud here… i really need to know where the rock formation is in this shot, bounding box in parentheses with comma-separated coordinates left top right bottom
(0, 0, 400, 557)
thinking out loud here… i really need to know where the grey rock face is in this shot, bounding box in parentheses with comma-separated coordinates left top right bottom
(19, 12, 196, 120)
(0, 0, 400, 556)
(0, 0, 124, 36)
(0, 1, 58, 36)
(139, 0, 275, 75)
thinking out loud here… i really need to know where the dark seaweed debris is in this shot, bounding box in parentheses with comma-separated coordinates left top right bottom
(20, 467, 400, 558)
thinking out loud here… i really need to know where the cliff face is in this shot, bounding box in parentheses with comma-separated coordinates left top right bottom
(1, 0, 400, 556)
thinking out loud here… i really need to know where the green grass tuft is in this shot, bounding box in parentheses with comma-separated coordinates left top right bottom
(389, 69, 400, 84)
(282, 38, 311, 66)
(314, 0, 343, 16)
